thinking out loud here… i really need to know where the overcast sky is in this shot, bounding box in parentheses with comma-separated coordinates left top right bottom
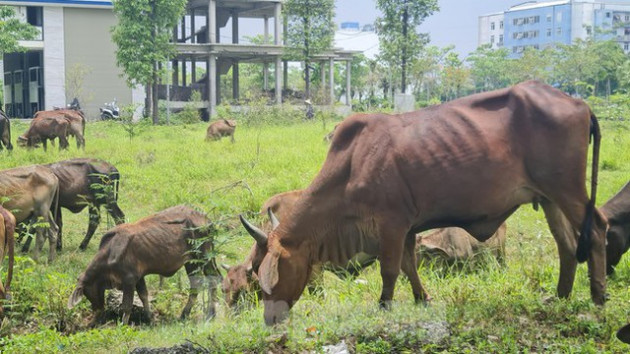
(334, 0, 521, 57)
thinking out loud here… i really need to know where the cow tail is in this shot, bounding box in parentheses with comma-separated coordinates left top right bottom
(3, 210, 15, 296)
(576, 112, 600, 263)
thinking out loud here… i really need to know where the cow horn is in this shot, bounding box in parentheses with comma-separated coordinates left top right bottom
(239, 214, 268, 246)
(221, 263, 230, 271)
(267, 208, 280, 230)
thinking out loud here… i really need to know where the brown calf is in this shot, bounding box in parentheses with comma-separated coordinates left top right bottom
(68, 205, 222, 325)
(601, 181, 630, 275)
(0, 109, 12, 151)
(0, 206, 16, 315)
(206, 119, 237, 143)
(18, 116, 69, 151)
(416, 224, 507, 267)
(34, 110, 85, 149)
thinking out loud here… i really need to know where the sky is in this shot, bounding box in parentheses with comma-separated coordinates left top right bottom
(334, 0, 522, 57)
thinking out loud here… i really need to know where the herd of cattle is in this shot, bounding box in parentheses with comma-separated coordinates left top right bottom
(1, 81, 630, 344)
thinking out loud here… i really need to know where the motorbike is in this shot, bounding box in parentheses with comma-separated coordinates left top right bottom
(100, 99, 120, 120)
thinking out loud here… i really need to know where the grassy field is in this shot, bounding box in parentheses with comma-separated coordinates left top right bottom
(0, 117, 630, 353)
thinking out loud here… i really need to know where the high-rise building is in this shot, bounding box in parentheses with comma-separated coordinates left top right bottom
(479, 0, 630, 58)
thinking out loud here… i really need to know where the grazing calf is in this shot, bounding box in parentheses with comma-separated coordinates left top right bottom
(68, 205, 222, 325)
(0, 165, 59, 262)
(34, 110, 85, 149)
(18, 116, 69, 151)
(0, 109, 13, 151)
(0, 206, 16, 315)
(206, 119, 237, 143)
(222, 190, 376, 307)
(601, 181, 630, 275)
(416, 223, 507, 267)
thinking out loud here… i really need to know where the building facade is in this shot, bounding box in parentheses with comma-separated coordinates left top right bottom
(1, 0, 142, 119)
(479, 0, 630, 58)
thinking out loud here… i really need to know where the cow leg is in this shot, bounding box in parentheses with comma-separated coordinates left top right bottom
(136, 277, 152, 323)
(181, 264, 201, 319)
(59, 135, 69, 150)
(46, 211, 58, 263)
(79, 206, 101, 251)
(55, 206, 63, 252)
(202, 261, 221, 320)
(121, 282, 135, 325)
(307, 264, 324, 296)
(540, 199, 578, 299)
(378, 225, 407, 310)
(42, 139, 47, 151)
(230, 134, 235, 143)
(401, 231, 431, 304)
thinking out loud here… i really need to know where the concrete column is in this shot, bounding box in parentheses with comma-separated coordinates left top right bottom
(329, 57, 334, 105)
(233, 61, 239, 100)
(274, 2, 281, 45)
(232, 11, 239, 44)
(208, 0, 216, 44)
(263, 62, 269, 90)
(320, 62, 325, 90)
(191, 8, 196, 43)
(216, 63, 221, 104)
(346, 60, 352, 106)
(191, 58, 196, 83)
(264, 15, 269, 43)
(172, 60, 179, 86)
(283, 14, 288, 90)
(182, 59, 187, 87)
(275, 57, 282, 104)
(209, 55, 217, 116)
(181, 15, 186, 42)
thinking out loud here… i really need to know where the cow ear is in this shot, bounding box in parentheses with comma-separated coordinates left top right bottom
(68, 286, 83, 309)
(259, 252, 280, 295)
(107, 234, 131, 265)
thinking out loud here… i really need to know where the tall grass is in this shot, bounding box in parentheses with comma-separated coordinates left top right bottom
(0, 118, 629, 352)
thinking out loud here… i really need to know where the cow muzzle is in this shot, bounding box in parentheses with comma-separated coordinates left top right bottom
(263, 300, 290, 326)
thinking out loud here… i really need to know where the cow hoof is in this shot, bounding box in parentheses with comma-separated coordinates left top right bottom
(379, 299, 392, 311)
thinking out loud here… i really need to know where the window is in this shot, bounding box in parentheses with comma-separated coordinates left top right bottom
(557, 12, 562, 22)
(500, 21, 504, 29)
(607, 12, 611, 18)
(491, 35, 495, 43)
(523, 31, 529, 38)
(513, 19, 518, 25)
(625, 15, 629, 22)
(26, 7, 43, 26)
(547, 28, 552, 36)
(557, 27, 562, 35)
(547, 14, 552, 22)
(499, 34, 504, 43)
(491, 22, 495, 30)
(513, 32, 518, 39)
(513, 46, 518, 53)
(625, 43, 629, 51)
(586, 26, 592, 35)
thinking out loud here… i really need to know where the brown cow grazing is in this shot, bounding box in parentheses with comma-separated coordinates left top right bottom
(20, 159, 125, 252)
(0, 109, 13, 151)
(0, 206, 16, 315)
(68, 205, 222, 325)
(206, 119, 237, 142)
(18, 116, 69, 151)
(241, 80, 607, 325)
(223, 190, 376, 308)
(601, 181, 630, 275)
(416, 223, 507, 267)
(0, 165, 59, 262)
(34, 110, 85, 149)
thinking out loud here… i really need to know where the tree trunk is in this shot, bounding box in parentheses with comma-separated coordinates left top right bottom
(152, 62, 159, 125)
(305, 59, 311, 100)
(145, 83, 153, 119)
(401, 2, 408, 94)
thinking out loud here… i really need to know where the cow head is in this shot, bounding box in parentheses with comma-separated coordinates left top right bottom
(68, 272, 104, 312)
(16, 135, 28, 148)
(605, 217, 630, 275)
(240, 210, 311, 326)
(221, 262, 258, 307)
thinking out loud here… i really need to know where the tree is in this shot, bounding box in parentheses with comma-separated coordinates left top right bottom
(376, 0, 438, 94)
(466, 44, 511, 92)
(509, 46, 554, 84)
(112, 0, 187, 124)
(441, 52, 470, 100)
(0, 6, 38, 55)
(284, 0, 335, 100)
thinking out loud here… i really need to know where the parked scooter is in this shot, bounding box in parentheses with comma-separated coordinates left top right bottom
(100, 99, 120, 120)
(53, 97, 82, 111)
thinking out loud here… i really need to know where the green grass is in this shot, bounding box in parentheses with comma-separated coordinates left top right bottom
(1, 118, 630, 352)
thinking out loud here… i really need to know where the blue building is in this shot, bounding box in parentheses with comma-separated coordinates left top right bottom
(479, 0, 630, 58)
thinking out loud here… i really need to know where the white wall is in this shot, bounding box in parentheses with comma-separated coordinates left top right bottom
(43, 6, 66, 109)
